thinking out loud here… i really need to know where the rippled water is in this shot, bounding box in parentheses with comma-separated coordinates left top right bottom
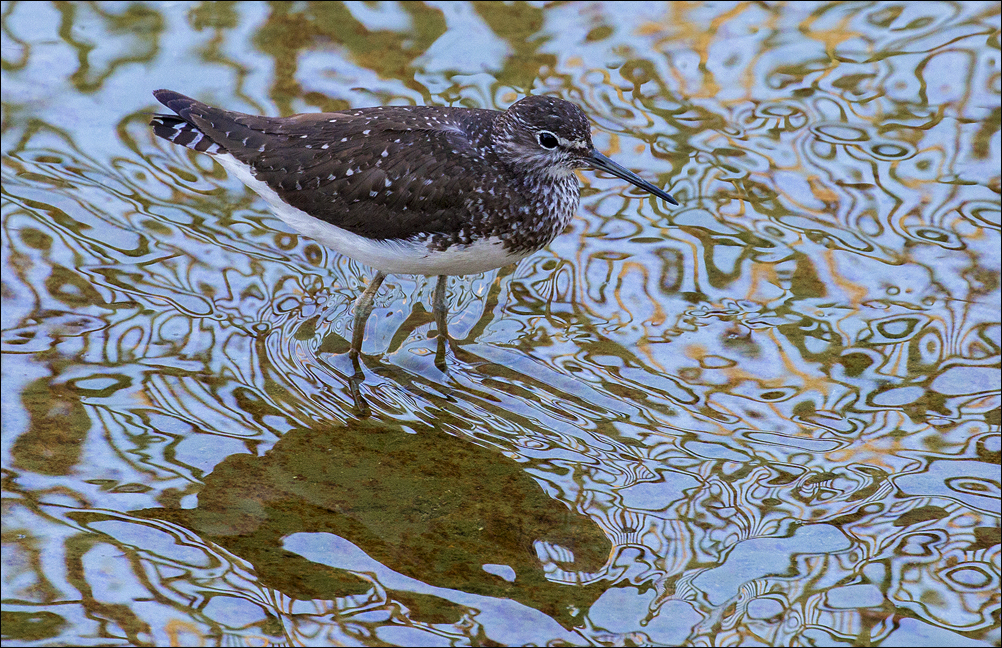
(2, 1, 1000, 646)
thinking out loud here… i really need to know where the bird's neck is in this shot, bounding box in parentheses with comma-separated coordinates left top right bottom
(509, 170, 581, 253)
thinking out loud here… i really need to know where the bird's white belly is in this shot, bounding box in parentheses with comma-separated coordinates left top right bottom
(214, 153, 528, 276)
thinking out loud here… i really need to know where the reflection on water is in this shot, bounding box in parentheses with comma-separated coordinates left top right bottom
(2, 1, 999, 645)
(133, 418, 612, 630)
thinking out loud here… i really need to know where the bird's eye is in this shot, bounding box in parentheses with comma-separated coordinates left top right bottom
(537, 131, 559, 149)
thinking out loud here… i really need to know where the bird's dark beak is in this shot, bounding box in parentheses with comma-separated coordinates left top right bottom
(587, 150, 678, 206)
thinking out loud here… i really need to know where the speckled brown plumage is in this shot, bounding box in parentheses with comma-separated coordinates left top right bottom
(152, 90, 607, 255)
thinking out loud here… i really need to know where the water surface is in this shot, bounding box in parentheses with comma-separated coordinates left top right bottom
(2, 1, 1000, 645)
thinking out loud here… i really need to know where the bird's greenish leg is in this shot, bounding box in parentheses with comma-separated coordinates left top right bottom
(433, 275, 449, 336)
(433, 274, 449, 370)
(350, 270, 386, 360)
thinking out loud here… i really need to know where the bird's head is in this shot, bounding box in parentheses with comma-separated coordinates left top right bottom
(494, 95, 677, 205)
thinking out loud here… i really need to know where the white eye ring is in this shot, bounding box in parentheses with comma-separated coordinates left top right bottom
(537, 130, 559, 149)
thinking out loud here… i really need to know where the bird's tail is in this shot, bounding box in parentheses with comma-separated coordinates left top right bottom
(150, 113, 227, 155)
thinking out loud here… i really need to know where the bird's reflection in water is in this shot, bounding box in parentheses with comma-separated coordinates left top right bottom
(138, 419, 612, 628)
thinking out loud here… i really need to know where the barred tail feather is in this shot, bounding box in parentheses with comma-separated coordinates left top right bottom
(150, 114, 226, 155)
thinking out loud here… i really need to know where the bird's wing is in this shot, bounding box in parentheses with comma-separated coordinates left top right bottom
(152, 90, 512, 242)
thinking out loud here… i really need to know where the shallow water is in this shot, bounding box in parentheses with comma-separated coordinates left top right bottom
(1, 1, 999, 646)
